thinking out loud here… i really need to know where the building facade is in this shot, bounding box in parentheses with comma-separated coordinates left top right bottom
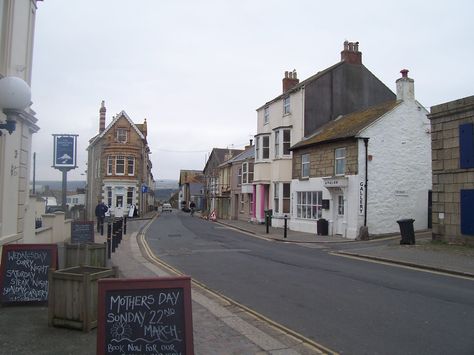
(178, 169, 204, 210)
(253, 41, 395, 225)
(0, 0, 41, 247)
(290, 70, 432, 239)
(86, 102, 154, 219)
(428, 95, 474, 245)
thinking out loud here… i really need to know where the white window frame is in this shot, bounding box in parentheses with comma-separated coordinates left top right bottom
(301, 154, 310, 178)
(115, 155, 125, 175)
(264, 106, 269, 125)
(274, 130, 280, 158)
(237, 167, 242, 186)
(116, 128, 128, 143)
(255, 137, 260, 160)
(283, 129, 291, 156)
(335, 148, 346, 176)
(241, 164, 246, 184)
(107, 156, 113, 175)
(274, 183, 280, 213)
(107, 187, 112, 207)
(262, 135, 270, 159)
(296, 191, 322, 219)
(283, 96, 290, 115)
(127, 156, 135, 176)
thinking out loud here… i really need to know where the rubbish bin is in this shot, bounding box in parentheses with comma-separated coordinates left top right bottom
(317, 218, 328, 236)
(397, 219, 415, 245)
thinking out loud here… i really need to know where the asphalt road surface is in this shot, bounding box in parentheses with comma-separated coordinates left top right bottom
(145, 211, 474, 355)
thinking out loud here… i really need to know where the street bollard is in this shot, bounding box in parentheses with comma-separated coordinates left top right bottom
(284, 215, 288, 239)
(112, 220, 117, 253)
(107, 222, 112, 259)
(266, 215, 269, 234)
(123, 216, 127, 235)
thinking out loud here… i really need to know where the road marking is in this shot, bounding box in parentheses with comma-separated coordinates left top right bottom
(330, 251, 474, 281)
(138, 231, 337, 355)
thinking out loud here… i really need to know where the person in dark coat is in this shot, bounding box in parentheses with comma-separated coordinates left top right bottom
(95, 201, 108, 232)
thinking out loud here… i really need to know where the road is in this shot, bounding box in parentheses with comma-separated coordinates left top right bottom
(145, 211, 474, 355)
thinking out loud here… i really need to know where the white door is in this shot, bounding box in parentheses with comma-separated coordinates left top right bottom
(336, 194, 345, 235)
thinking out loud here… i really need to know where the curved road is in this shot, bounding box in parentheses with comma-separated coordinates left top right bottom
(145, 211, 474, 355)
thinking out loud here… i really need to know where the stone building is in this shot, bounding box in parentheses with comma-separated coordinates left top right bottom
(85, 102, 155, 219)
(290, 70, 431, 239)
(428, 95, 474, 245)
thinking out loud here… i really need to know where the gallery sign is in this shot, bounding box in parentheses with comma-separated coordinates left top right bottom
(53, 134, 78, 169)
(359, 181, 365, 215)
(323, 177, 348, 188)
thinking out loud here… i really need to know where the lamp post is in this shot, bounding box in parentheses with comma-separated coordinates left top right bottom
(0, 76, 31, 135)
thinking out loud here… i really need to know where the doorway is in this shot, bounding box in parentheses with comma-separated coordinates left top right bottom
(336, 194, 345, 235)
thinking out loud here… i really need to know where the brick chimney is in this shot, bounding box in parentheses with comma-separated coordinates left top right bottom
(396, 69, 415, 101)
(142, 118, 147, 138)
(282, 69, 299, 93)
(99, 100, 106, 133)
(340, 40, 362, 65)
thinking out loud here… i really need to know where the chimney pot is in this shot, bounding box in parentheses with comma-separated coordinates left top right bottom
(400, 69, 409, 78)
(285, 71, 289, 78)
(99, 100, 106, 133)
(282, 69, 300, 93)
(341, 40, 362, 65)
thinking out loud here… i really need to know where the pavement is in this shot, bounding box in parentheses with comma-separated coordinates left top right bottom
(1, 211, 473, 355)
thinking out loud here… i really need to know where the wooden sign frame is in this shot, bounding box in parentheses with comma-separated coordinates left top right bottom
(71, 221, 95, 244)
(0, 243, 58, 305)
(97, 276, 194, 355)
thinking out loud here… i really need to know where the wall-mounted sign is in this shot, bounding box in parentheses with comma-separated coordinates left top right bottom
(323, 177, 348, 188)
(359, 181, 365, 216)
(53, 134, 78, 169)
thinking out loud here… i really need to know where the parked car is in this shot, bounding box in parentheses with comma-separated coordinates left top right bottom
(162, 203, 172, 212)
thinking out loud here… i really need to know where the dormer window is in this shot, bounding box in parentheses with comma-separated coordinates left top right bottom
(116, 128, 128, 143)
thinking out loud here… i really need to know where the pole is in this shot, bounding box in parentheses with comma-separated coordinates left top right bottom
(363, 138, 369, 227)
(62, 169, 68, 213)
(284, 215, 288, 239)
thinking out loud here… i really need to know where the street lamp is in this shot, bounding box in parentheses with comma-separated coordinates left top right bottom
(0, 76, 31, 135)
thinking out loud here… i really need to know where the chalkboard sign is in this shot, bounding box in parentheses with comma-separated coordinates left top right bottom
(71, 221, 95, 244)
(97, 277, 193, 355)
(0, 244, 57, 304)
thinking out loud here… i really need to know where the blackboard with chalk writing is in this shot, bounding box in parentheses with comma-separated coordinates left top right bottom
(71, 221, 95, 244)
(0, 244, 57, 304)
(97, 277, 194, 355)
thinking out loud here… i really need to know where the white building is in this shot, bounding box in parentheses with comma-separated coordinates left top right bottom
(290, 70, 432, 239)
(0, 0, 41, 247)
(253, 42, 396, 226)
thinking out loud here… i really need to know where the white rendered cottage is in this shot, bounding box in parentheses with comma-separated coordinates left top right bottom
(290, 70, 432, 239)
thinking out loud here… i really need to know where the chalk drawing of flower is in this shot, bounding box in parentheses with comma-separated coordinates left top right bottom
(111, 321, 132, 340)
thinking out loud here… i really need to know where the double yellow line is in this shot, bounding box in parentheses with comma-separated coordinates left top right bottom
(137, 218, 338, 355)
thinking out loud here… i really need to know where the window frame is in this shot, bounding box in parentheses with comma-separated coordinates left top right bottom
(335, 148, 346, 176)
(262, 135, 270, 159)
(274, 183, 280, 213)
(283, 96, 290, 115)
(107, 156, 113, 175)
(264, 106, 269, 125)
(274, 130, 280, 158)
(237, 167, 242, 186)
(283, 129, 291, 156)
(127, 187, 134, 206)
(301, 153, 310, 178)
(296, 191, 322, 220)
(282, 183, 290, 214)
(116, 128, 128, 143)
(127, 156, 135, 176)
(107, 187, 112, 207)
(115, 155, 125, 175)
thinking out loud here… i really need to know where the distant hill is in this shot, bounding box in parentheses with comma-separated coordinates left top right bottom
(33, 180, 86, 192)
(155, 179, 178, 189)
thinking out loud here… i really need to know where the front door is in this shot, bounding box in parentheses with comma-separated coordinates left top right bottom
(336, 194, 345, 235)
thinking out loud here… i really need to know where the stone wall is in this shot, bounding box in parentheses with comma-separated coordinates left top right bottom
(292, 139, 359, 179)
(429, 95, 474, 245)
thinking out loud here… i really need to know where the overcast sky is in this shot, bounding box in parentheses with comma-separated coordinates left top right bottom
(31, 0, 474, 181)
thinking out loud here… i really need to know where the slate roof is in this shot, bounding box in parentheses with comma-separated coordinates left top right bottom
(291, 100, 401, 150)
(219, 146, 255, 167)
(256, 62, 344, 110)
(88, 110, 145, 146)
(203, 148, 244, 173)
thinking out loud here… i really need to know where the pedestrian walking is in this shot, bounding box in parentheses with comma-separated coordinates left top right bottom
(95, 201, 108, 232)
(190, 201, 196, 216)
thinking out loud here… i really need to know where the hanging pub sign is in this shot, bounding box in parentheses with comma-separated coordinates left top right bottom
(53, 134, 78, 169)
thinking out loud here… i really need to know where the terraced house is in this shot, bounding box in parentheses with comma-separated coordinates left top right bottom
(86, 101, 155, 219)
(253, 41, 395, 226)
(291, 70, 431, 239)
